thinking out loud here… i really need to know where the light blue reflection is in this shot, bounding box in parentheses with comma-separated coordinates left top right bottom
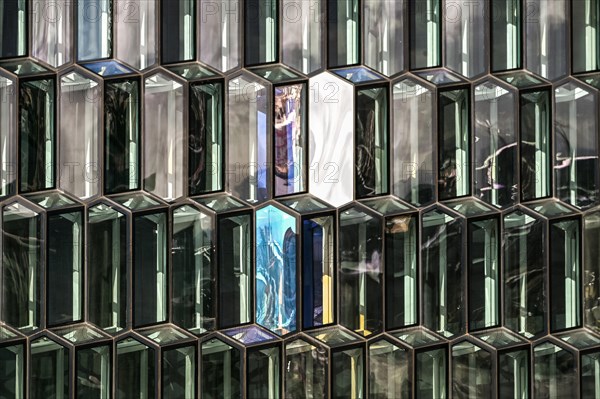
(256, 205, 297, 334)
(83, 60, 135, 77)
(333, 67, 385, 83)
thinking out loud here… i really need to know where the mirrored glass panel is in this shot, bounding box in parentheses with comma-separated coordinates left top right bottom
(410, 0, 440, 69)
(30, 337, 69, 398)
(31, 0, 72, 67)
(533, 342, 576, 398)
(77, 0, 111, 61)
(199, 0, 240, 72)
(369, 339, 409, 398)
(328, 0, 359, 67)
(162, 345, 195, 398)
(201, 338, 241, 398)
(491, 0, 521, 71)
(285, 339, 327, 398)
(451, 341, 492, 398)
(0, 76, 16, 197)
(160, 0, 194, 64)
(281, 0, 322, 74)
(245, 0, 277, 65)
(332, 347, 363, 399)
(76, 345, 110, 398)
(363, 0, 404, 76)
(0, 0, 26, 58)
(416, 348, 446, 398)
(116, 338, 155, 399)
(114, 0, 157, 69)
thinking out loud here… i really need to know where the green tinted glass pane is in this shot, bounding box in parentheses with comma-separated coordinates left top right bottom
(285, 340, 327, 398)
(0, 0, 26, 58)
(416, 348, 446, 399)
(201, 339, 241, 399)
(162, 346, 195, 399)
(410, 0, 440, 69)
(0, 344, 24, 398)
(76, 345, 110, 399)
(30, 338, 69, 399)
(245, 0, 278, 65)
(534, 343, 576, 398)
(491, 0, 521, 71)
(572, 0, 600, 73)
(116, 338, 155, 399)
(369, 340, 409, 398)
(247, 347, 280, 399)
(451, 342, 492, 398)
(582, 352, 600, 399)
(332, 348, 363, 399)
(498, 349, 529, 399)
(328, 0, 359, 67)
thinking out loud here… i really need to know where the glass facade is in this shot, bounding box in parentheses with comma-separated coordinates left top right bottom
(2, 0, 600, 396)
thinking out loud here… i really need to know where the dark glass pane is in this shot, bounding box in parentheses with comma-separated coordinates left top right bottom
(328, 0, 359, 67)
(247, 347, 280, 399)
(244, 0, 278, 65)
(160, 0, 194, 63)
(76, 345, 110, 399)
(116, 339, 155, 399)
(572, 0, 600, 73)
(332, 348, 363, 399)
(0, 344, 24, 398)
(369, 340, 409, 398)
(409, 0, 440, 69)
(415, 348, 446, 399)
(498, 350, 529, 399)
(30, 338, 69, 398)
(451, 342, 492, 398)
(285, 340, 327, 398)
(201, 339, 241, 399)
(533, 343, 576, 398)
(491, 0, 521, 71)
(0, 0, 26, 58)
(162, 346, 195, 399)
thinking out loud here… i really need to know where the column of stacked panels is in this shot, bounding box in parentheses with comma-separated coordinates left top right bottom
(2, 0, 600, 398)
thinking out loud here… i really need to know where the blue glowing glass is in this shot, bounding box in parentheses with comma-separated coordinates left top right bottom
(256, 205, 297, 335)
(83, 60, 135, 77)
(333, 67, 385, 83)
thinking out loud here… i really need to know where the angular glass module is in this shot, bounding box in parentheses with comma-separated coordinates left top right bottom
(31, 0, 72, 67)
(19, 78, 56, 193)
(526, 0, 567, 80)
(452, 341, 492, 398)
(554, 83, 598, 208)
(218, 213, 252, 328)
(87, 203, 127, 333)
(161, 0, 194, 64)
(491, 0, 521, 71)
(104, 79, 140, 194)
(225, 325, 279, 345)
(498, 349, 529, 398)
(172, 205, 215, 333)
(47, 211, 84, 326)
(59, 72, 100, 199)
(281, 0, 322, 74)
(303, 215, 335, 329)
(2, 202, 41, 331)
(144, 73, 184, 201)
(550, 218, 581, 331)
(77, 0, 111, 61)
(410, 0, 440, 69)
(116, 338, 155, 399)
(30, 337, 69, 398)
(392, 79, 434, 206)
(114, 0, 157, 69)
(438, 88, 470, 200)
(227, 75, 268, 202)
(520, 90, 551, 201)
(573, 0, 600, 73)
(332, 347, 364, 398)
(504, 210, 545, 337)
(369, 339, 409, 398)
(189, 81, 223, 195)
(474, 81, 517, 208)
(582, 351, 600, 398)
(162, 345, 195, 398)
(201, 338, 241, 399)
(76, 344, 111, 398)
(244, 0, 278, 65)
(0, 0, 26, 58)
(256, 205, 297, 335)
(247, 346, 280, 399)
(534, 342, 576, 398)
(0, 75, 16, 197)
(385, 213, 418, 329)
(363, 0, 404, 76)
(416, 348, 446, 398)
(199, 0, 240, 72)
(285, 339, 327, 398)
(328, 0, 359, 67)
(133, 211, 167, 327)
(355, 85, 388, 198)
(83, 60, 135, 77)
(0, 340, 24, 398)
(334, 66, 385, 84)
(339, 206, 383, 336)
(444, 0, 485, 78)
(585, 210, 600, 330)
(422, 209, 463, 337)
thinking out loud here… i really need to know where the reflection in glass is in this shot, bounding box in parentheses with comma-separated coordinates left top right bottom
(0, 343, 24, 397)
(32, 0, 72, 67)
(393, 79, 434, 206)
(585, 210, 600, 330)
(247, 347, 280, 399)
(47, 211, 83, 326)
(469, 219, 499, 330)
(422, 210, 463, 337)
(410, 0, 440, 69)
(550, 219, 581, 331)
(554, 83, 598, 208)
(328, 0, 359, 67)
(77, 0, 111, 61)
(2, 203, 41, 331)
(256, 205, 297, 334)
(76, 345, 110, 398)
(369, 340, 409, 398)
(533, 342, 576, 398)
(445, 0, 485, 78)
(114, 0, 156, 69)
(491, 0, 521, 71)
(498, 349, 529, 399)
(219, 214, 252, 328)
(59, 72, 100, 199)
(572, 0, 600, 73)
(303, 216, 335, 329)
(332, 347, 363, 399)
(189, 82, 223, 195)
(520, 90, 550, 201)
(19, 78, 55, 193)
(339, 207, 382, 336)
(104, 79, 140, 194)
(0, 76, 15, 197)
(439, 88, 470, 200)
(355, 86, 388, 198)
(30, 337, 69, 398)
(386, 214, 417, 328)
(0, 0, 25, 57)
(582, 351, 600, 399)
(504, 211, 545, 337)
(416, 348, 446, 398)
(274, 83, 306, 197)
(474, 82, 517, 208)
(116, 338, 155, 399)
(199, 0, 240, 72)
(88, 204, 126, 333)
(162, 346, 195, 399)
(245, 0, 277, 65)
(451, 341, 492, 398)
(526, 0, 567, 80)
(282, 0, 322, 74)
(144, 74, 184, 201)
(172, 206, 215, 333)
(133, 212, 167, 327)
(227, 75, 268, 202)
(201, 339, 241, 399)
(363, 0, 403, 76)
(285, 339, 327, 398)
(161, 0, 194, 64)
